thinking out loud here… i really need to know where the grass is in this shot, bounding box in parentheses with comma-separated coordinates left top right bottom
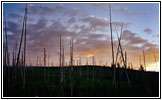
(3, 66, 159, 97)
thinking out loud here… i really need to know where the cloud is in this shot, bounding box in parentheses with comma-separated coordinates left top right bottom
(8, 13, 22, 20)
(80, 15, 109, 32)
(24, 5, 82, 18)
(90, 3, 110, 9)
(114, 6, 147, 16)
(67, 17, 76, 24)
(144, 28, 152, 34)
(64, 8, 80, 17)
(4, 4, 158, 66)
(27, 5, 64, 16)
(112, 21, 131, 27)
(142, 42, 158, 51)
(28, 3, 34, 7)
(122, 29, 147, 45)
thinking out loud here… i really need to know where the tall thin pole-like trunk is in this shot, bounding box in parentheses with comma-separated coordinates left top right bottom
(60, 34, 64, 83)
(60, 34, 62, 67)
(79, 55, 81, 66)
(70, 39, 73, 96)
(8, 52, 10, 66)
(86, 58, 88, 65)
(24, 4, 27, 67)
(143, 50, 146, 71)
(79, 55, 82, 78)
(44, 48, 46, 81)
(109, 4, 114, 65)
(4, 44, 6, 67)
(153, 51, 157, 69)
(13, 41, 18, 80)
(16, 4, 27, 68)
(12, 48, 15, 67)
(61, 44, 64, 82)
(92, 56, 95, 66)
(48, 55, 49, 67)
(139, 56, 141, 66)
(47, 54, 49, 82)
(23, 4, 27, 89)
(116, 27, 131, 87)
(131, 62, 133, 70)
(113, 25, 123, 89)
(4, 14, 11, 96)
(60, 34, 62, 83)
(4, 14, 9, 67)
(109, 4, 116, 88)
(44, 49, 46, 66)
(125, 52, 127, 68)
(92, 56, 95, 80)
(86, 57, 89, 80)
(115, 25, 123, 65)
(36, 55, 39, 66)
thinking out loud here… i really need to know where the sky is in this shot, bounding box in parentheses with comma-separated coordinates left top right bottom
(3, 2, 159, 71)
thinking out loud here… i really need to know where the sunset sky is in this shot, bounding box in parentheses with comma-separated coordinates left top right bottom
(3, 2, 159, 71)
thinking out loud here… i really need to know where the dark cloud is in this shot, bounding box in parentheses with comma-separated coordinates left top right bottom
(122, 29, 147, 45)
(4, 4, 158, 66)
(81, 15, 108, 27)
(9, 13, 22, 20)
(28, 17, 47, 32)
(80, 15, 109, 32)
(142, 42, 158, 51)
(144, 28, 152, 34)
(67, 17, 76, 24)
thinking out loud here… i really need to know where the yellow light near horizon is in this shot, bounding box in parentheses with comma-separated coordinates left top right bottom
(146, 62, 159, 72)
(85, 54, 94, 58)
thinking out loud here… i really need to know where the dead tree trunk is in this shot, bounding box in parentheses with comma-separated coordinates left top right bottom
(109, 4, 114, 65)
(36, 55, 39, 66)
(23, 4, 27, 88)
(143, 50, 146, 71)
(4, 14, 11, 95)
(60, 34, 62, 82)
(79, 55, 82, 78)
(79, 55, 81, 66)
(109, 4, 116, 88)
(86, 58, 88, 65)
(92, 56, 95, 80)
(125, 52, 127, 68)
(4, 14, 9, 67)
(86, 58, 89, 80)
(116, 26, 131, 87)
(47, 54, 49, 82)
(44, 48, 46, 81)
(61, 44, 64, 82)
(60, 34, 64, 83)
(70, 39, 73, 96)
(153, 51, 158, 70)
(15, 4, 28, 90)
(13, 41, 18, 80)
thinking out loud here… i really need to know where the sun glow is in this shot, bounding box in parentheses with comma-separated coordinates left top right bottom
(146, 62, 159, 72)
(85, 54, 94, 58)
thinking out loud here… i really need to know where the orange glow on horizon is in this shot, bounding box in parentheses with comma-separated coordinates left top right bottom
(85, 54, 94, 58)
(146, 62, 159, 72)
